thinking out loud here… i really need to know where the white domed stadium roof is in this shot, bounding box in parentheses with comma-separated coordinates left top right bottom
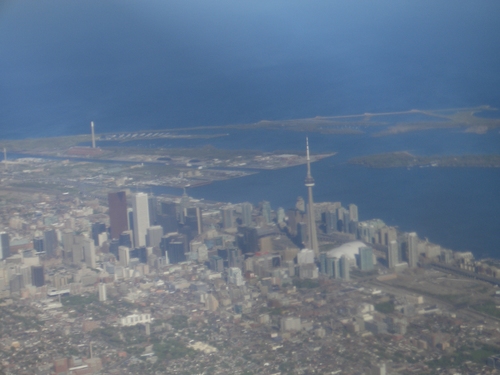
(326, 241, 367, 261)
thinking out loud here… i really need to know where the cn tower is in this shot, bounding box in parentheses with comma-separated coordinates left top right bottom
(305, 137, 319, 256)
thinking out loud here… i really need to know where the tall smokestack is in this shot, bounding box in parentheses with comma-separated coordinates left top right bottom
(91, 121, 96, 149)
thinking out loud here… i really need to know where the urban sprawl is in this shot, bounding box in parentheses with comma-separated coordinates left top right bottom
(1, 142, 500, 375)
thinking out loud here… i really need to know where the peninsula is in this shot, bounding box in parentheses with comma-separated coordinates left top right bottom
(349, 152, 500, 168)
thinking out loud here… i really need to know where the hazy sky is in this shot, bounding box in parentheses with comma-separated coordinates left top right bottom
(1, 0, 499, 136)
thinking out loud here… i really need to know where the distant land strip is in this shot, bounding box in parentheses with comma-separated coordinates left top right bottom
(348, 152, 500, 168)
(0, 106, 498, 153)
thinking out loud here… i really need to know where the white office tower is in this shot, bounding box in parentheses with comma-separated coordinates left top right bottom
(82, 238, 96, 269)
(304, 138, 319, 256)
(132, 193, 150, 248)
(119, 246, 130, 267)
(98, 283, 107, 302)
(90, 121, 96, 148)
(349, 203, 359, 222)
(297, 248, 315, 265)
(407, 232, 419, 268)
(387, 240, 399, 269)
(276, 207, 285, 223)
(228, 267, 245, 286)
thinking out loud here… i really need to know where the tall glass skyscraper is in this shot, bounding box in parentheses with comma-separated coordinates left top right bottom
(108, 191, 128, 240)
(0, 232, 9, 259)
(241, 202, 253, 227)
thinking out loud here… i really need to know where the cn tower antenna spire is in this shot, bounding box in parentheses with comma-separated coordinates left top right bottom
(306, 137, 312, 177)
(304, 137, 319, 256)
(304, 137, 315, 188)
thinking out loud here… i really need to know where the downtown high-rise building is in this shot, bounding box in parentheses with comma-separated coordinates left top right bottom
(82, 238, 96, 269)
(358, 246, 374, 271)
(185, 207, 203, 235)
(320, 253, 341, 278)
(158, 201, 179, 233)
(146, 225, 164, 248)
(148, 195, 158, 226)
(0, 232, 10, 260)
(33, 237, 44, 253)
(161, 233, 188, 264)
(228, 267, 245, 286)
(387, 240, 399, 269)
(119, 230, 134, 249)
(328, 257, 340, 279)
(228, 247, 241, 268)
(108, 191, 128, 240)
(379, 226, 398, 246)
(304, 138, 319, 256)
(407, 232, 419, 268)
(209, 255, 224, 272)
(118, 246, 130, 267)
(43, 229, 58, 258)
(261, 201, 271, 224)
(31, 266, 45, 287)
(340, 255, 350, 281)
(98, 283, 107, 302)
(325, 210, 337, 235)
(349, 204, 359, 222)
(132, 193, 150, 248)
(91, 222, 106, 246)
(221, 206, 234, 229)
(241, 202, 253, 226)
(276, 207, 285, 223)
(179, 189, 190, 224)
(127, 208, 134, 231)
(319, 252, 327, 274)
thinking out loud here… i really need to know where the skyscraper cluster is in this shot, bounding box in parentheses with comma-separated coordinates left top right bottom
(95, 139, 423, 282)
(9, 137, 422, 295)
(0, 134, 436, 314)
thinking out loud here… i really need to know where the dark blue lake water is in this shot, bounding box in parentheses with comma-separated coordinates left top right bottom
(146, 128, 500, 258)
(184, 163, 499, 260)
